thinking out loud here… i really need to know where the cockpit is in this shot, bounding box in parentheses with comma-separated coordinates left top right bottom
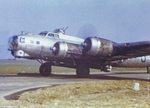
(39, 31, 59, 38)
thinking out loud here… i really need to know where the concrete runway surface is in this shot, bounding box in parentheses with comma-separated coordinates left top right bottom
(0, 71, 149, 99)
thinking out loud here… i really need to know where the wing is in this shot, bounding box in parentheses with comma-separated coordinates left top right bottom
(112, 41, 150, 60)
(82, 37, 150, 61)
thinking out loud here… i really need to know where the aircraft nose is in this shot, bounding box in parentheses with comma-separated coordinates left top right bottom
(8, 36, 18, 51)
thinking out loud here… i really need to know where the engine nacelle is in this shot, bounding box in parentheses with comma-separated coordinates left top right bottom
(51, 42, 82, 58)
(82, 37, 114, 56)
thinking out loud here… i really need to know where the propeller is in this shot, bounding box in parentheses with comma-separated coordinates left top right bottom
(76, 23, 99, 39)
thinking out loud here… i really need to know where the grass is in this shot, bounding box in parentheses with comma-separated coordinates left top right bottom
(0, 60, 146, 75)
(0, 60, 76, 74)
(0, 60, 40, 74)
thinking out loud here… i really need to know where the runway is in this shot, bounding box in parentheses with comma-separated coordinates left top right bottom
(0, 71, 149, 99)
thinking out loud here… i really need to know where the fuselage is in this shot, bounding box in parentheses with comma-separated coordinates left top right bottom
(8, 31, 84, 61)
(111, 56, 150, 67)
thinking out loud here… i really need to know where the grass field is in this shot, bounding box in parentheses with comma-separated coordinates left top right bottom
(0, 60, 146, 75)
(0, 60, 39, 74)
(0, 60, 76, 74)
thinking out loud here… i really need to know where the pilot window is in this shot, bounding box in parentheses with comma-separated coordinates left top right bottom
(48, 33, 54, 37)
(48, 33, 59, 38)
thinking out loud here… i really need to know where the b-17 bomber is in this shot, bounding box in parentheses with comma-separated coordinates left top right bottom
(8, 28, 150, 78)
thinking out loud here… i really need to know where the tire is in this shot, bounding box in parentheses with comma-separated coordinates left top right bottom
(39, 62, 51, 76)
(76, 63, 90, 78)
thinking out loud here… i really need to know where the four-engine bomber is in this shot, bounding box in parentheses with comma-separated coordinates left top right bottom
(8, 28, 150, 78)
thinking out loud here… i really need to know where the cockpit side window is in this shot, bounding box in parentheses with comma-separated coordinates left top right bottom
(55, 34, 59, 38)
(48, 33, 59, 38)
(39, 31, 59, 38)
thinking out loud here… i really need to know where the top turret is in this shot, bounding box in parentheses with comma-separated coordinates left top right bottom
(54, 27, 68, 34)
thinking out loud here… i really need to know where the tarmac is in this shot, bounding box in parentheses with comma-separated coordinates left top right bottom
(0, 71, 149, 99)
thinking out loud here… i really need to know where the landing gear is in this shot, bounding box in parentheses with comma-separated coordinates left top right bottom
(76, 63, 90, 78)
(102, 65, 112, 72)
(39, 62, 52, 76)
(147, 67, 150, 73)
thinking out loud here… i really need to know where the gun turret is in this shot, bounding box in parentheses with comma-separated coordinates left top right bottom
(54, 27, 68, 34)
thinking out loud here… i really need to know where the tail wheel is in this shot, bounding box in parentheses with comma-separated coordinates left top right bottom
(39, 62, 51, 76)
(76, 63, 90, 78)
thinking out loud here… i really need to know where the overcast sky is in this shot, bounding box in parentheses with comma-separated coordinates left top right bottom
(0, 0, 150, 59)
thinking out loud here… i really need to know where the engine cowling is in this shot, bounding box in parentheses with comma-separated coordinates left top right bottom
(82, 37, 114, 56)
(51, 42, 83, 58)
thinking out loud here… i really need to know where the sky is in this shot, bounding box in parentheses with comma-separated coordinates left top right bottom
(0, 0, 150, 59)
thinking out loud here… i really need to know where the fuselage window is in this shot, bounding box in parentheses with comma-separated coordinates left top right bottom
(36, 41, 40, 44)
(141, 56, 146, 62)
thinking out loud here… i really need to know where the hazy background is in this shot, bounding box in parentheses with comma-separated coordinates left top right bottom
(0, 0, 150, 59)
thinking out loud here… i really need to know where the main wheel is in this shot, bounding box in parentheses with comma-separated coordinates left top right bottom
(76, 63, 90, 78)
(39, 62, 51, 76)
